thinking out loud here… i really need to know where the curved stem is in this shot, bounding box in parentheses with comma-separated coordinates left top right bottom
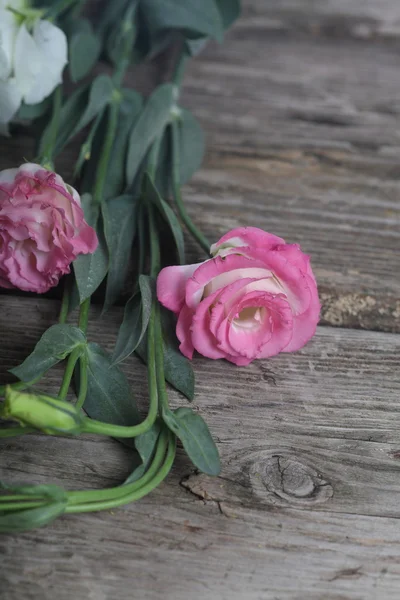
(0, 376, 42, 397)
(82, 301, 159, 438)
(67, 429, 168, 505)
(57, 298, 90, 402)
(65, 432, 175, 513)
(171, 120, 210, 255)
(57, 347, 81, 401)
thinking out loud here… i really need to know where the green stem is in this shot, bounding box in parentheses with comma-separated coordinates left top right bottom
(0, 426, 36, 438)
(93, 97, 120, 204)
(78, 297, 90, 333)
(75, 353, 88, 411)
(40, 85, 62, 169)
(59, 277, 71, 324)
(172, 50, 189, 89)
(147, 137, 162, 181)
(82, 301, 158, 437)
(57, 298, 90, 401)
(154, 308, 169, 413)
(0, 376, 42, 397)
(57, 347, 81, 401)
(65, 432, 176, 513)
(171, 120, 210, 255)
(149, 207, 160, 277)
(67, 429, 168, 505)
(0, 500, 47, 511)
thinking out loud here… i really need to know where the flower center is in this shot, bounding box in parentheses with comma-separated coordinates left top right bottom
(233, 306, 265, 329)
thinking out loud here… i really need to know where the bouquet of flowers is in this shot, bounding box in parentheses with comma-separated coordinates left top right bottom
(0, 0, 320, 532)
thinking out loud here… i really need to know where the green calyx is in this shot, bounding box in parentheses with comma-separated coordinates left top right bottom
(1, 387, 84, 435)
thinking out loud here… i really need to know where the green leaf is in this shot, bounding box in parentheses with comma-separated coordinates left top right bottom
(106, 3, 137, 65)
(73, 194, 109, 303)
(16, 97, 52, 120)
(0, 501, 67, 533)
(97, 0, 132, 37)
(69, 29, 101, 82)
(38, 83, 89, 158)
(216, 0, 241, 29)
(83, 343, 141, 427)
(141, 0, 224, 42)
(144, 174, 185, 264)
(126, 83, 175, 186)
(185, 0, 241, 55)
(161, 308, 194, 400)
(154, 125, 172, 198)
(177, 109, 205, 185)
(10, 324, 86, 382)
(162, 407, 220, 475)
(103, 89, 143, 199)
(112, 275, 153, 365)
(68, 74, 114, 142)
(39, 75, 113, 158)
(102, 194, 138, 311)
(0, 482, 68, 533)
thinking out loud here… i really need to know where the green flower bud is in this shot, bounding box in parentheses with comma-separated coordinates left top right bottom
(1, 387, 84, 435)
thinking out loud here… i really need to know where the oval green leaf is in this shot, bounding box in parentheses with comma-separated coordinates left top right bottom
(112, 275, 153, 365)
(126, 83, 175, 186)
(10, 324, 86, 382)
(162, 407, 220, 475)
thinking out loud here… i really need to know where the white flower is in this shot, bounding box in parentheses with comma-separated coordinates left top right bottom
(0, 2, 67, 132)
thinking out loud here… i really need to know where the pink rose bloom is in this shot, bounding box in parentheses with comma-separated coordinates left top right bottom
(0, 163, 97, 293)
(157, 227, 320, 366)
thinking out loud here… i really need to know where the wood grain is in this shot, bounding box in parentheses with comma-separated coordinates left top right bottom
(1, 1, 400, 598)
(1, 295, 400, 599)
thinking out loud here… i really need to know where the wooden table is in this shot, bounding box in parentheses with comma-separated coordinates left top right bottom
(1, 1, 400, 598)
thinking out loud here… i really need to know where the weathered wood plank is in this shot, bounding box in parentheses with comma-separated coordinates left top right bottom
(182, 154, 400, 332)
(2, 499, 400, 600)
(242, 0, 400, 40)
(1, 294, 400, 515)
(1, 295, 400, 599)
(2, 2, 400, 332)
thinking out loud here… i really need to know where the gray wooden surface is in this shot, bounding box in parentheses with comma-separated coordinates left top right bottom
(1, 1, 400, 599)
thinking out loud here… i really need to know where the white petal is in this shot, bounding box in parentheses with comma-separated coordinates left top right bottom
(23, 20, 67, 105)
(0, 77, 22, 124)
(0, 9, 17, 79)
(14, 23, 42, 98)
(0, 165, 18, 183)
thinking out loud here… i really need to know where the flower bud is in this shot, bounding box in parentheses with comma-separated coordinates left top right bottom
(1, 387, 84, 435)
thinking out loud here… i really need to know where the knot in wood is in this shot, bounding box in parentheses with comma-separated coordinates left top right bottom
(249, 454, 333, 507)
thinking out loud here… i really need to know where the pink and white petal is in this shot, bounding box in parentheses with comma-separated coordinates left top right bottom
(176, 305, 195, 359)
(275, 243, 317, 286)
(246, 247, 313, 317)
(191, 291, 227, 360)
(211, 227, 285, 256)
(157, 262, 202, 313)
(186, 254, 276, 309)
(282, 281, 320, 353)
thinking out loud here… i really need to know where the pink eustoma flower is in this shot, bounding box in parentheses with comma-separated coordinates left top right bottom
(0, 163, 97, 293)
(157, 227, 320, 366)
